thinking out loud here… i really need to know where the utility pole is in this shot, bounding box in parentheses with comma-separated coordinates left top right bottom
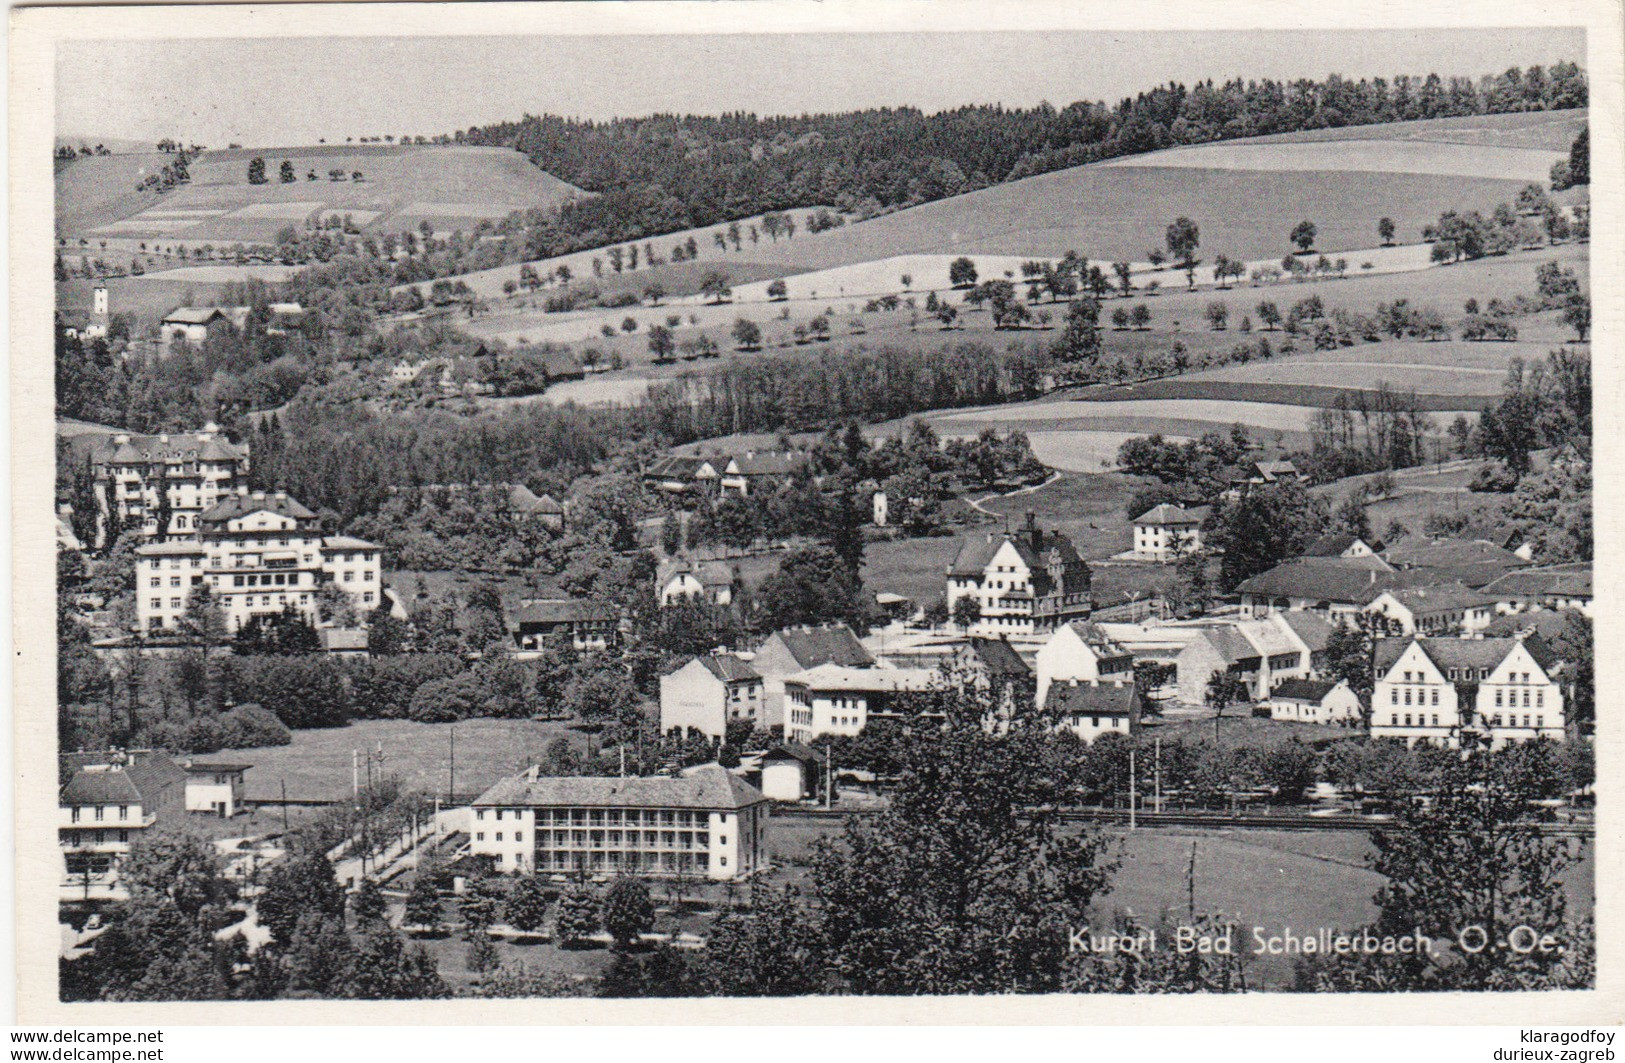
(448, 727, 456, 804)
(824, 741, 832, 809)
(1129, 747, 1137, 830)
(1154, 737, 1163, 814)
(352, 749, 360, 800)
(280, 778, 289, 832)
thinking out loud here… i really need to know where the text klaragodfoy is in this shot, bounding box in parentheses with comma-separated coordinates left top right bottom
(1067, 924, 1571, 958)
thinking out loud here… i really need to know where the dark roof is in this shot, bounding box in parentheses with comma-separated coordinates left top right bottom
(474, 764, 766, 811)
(507, 483, 564, 514)
(182, 761, 252, 774)
(60, 750, 186, 806)
(1383, 536, 1527, 571)
(961, 637, 1032, 678)
(508, 598, 617, 625)
(1480, 566, 1593, 599)
(771, 624, 875, 669)
(948, 526, 1086, 585)
(728, 452, 807, 477)
(1133, 503, 1204, 526)
(696, 654, 760, 683)
(1047, 681, 1140, 718)
(1235, 558, 1413, 605)
(644, 455, 717, 481)
(1481, 609, 1583, 641)
(1269, 678, 1341, 703)
(1374, 636, 1559, 679)
(1378, 583, 1497, 616)
(1302, 532, 1378, 557)
(761, 741, 827, 766)
(199, 491, 317, 523)
(1200, 626, 1261, 665)
(91, 429, 248, 467)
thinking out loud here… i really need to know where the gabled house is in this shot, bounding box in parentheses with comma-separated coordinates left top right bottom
(952, 637, 1037, 726)
(752, 623, 877, 729)
(1371, 636, 1564, 747)
(505, 484, 565, 530)
(719, 451, 809, 497)
(783, 664, 940, 743)
(660, 654, 764, 739)
(658, 560, 740, 608)
(507, 598, 619, 652)
(1365, 584, 1496, 636)
(1480, 565, 1593, 618)
(181, 759, 251, 817)
(1381, 536, 1530, 589)
(643, 455, 725, 495)
(89, 423, 250, 541)
(1266, 679, 1361, 725)
(60, 750, 187, 901)
(757, 742, 828, 802)
(946, 514, 1092, 636)
(160, 307, 244, 350)
(1047, 679, 1141, 744)
(1035, 621, 1134, 706)
(1236, 557, 1407, 621)
(1130, 503, 1208, 562)
(1226, 459, 1301, 497)
(1302, 532, 1384, 561)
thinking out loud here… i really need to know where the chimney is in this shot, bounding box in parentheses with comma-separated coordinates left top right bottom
(158, 434, 169, 444)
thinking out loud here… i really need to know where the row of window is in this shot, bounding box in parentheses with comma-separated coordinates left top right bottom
(68, 805, 128, 822)
(478, 807, 710, 827)
(60, 829, 132, 846)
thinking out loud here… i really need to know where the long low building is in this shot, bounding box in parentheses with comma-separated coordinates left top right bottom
(468, 764, 769, 881)
(783, 663, 940, 743)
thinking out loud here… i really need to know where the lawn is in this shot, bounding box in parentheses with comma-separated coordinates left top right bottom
(214, 718, 591, 804)
(1249, 109, 1586, 151)
(1105, 138, 1560, 182)
(760, 817, 1594, 990)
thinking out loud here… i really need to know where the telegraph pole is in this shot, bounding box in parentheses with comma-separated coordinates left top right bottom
(1128, 747, 1137, 830)
(1154, 737, 1163, 814)
(448, 727, 456, 804)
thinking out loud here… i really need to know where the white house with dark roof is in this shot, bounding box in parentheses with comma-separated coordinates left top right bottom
(1131, 503, 1207, 561)
(60, 750, 187, 901)
(180, 759, 251, 817)
(1302, 532, 1383, 561)
(133, 488, 381, 634)
(660, 654, 764, 739)
(1371, 636, 1564, 747)
(1047, 679, 1142, 743)
(1035, 621, 1135, 706)
(1226, 459, 1300, 498)
(1266, 678, 1361, 725)
(1481, 565, 1593, 618)
(783, 663, 940, 743)
(90, 423, 250, 541)
(751, 623, 876, 729)
(658, 560, 740, 608)
(506, 598, 619, 652)
(946, 513, 1092, 636)
(1365, 584, 1496, 636)
(719, 451, 809, 497)
(469, 764, 769, 880)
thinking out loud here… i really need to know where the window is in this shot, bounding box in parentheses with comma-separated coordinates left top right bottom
(515, 832, 523, 843)
(149, 577, 160, 588)
(170, 576, 181, 587)
(476, 810, 484, 821)
(118, 805, 127, 819)
(1431, 715, 1439, 726)
(1496, 690, 1504, 707)
(71, 807, 80, 823)
(476, 832, 484, 842)
(1430, 689, 1438, 706)
(1537, 690, 1544, 707)
(1404, 714, 1412, 727)
(95, 806, 104, 822)
(495, 833, 503, 842)
(1390, 689, 1398, 705)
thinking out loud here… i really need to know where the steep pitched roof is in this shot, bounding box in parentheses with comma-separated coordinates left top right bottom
(696, 653, 760, 683)
(90, 429, 248, 467)
(508, 598, 617, 625)
(762, 741, 827, 766)
(1275, 610, 1333, 653)
(771, 624, 875, 668)
(474, 764, 766, 811)
(948, 526, 1085, 581)
(60, 750, 186, 806)
(1061, 621, 1132, 659)
(1238, 617, 1301, 658)
(1374, 636, 1550, 679)
(962, 637, 1032, 678)
(1199, 626, 1262, 664)
(1047, 681, 1140, 718)
(1270, 678, 1341, 703)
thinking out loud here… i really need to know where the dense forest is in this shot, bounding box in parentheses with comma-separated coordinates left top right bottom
(457, 65, 1587, 257)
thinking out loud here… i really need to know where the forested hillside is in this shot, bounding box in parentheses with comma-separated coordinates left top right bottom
(459, 65, 1586, 258)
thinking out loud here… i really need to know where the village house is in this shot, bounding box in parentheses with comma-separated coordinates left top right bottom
(504, 483, 566, 530)
(133, 489, 383, 634)
(751, 623, 876, 729)
(160, 307, 246, 350)
(506, 598, 619, 652)
(1170, 611, 1331, 704)
(1130, 503, 1208, 561)
(946, 513, 1092, 637)
(756, 742, 828, 803)
(1480, 565, 1594, 618)
(1265, 678, 1362, 725)
(642, 455, 725, 495)
(1046, 679, 1142, 744)
(657, 560, 740, 608)
(1236, 557, 1408, 620)
(180, 759, 251, 818)
(1365, 584, 1497, 636)
(660, 654, 764, 739)
(1370, 635, 1565, 748)
(950, 637, 1036, 725)
(1225, 459, 1301, 498)
(719, 451, 810, 497)
(59, 750, 187, 902)
(783, 663, 940, 744)
(1034, 621, 1134, 706)
(468, 764, 769, 881)
(89, 423, 251, 541)
(1302, 532, 1384, 560)
(1381, 535, 1530, 589)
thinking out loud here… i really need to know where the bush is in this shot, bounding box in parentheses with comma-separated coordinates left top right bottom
(1469, 463, 1521, 493)
(216, 703, 292, 749)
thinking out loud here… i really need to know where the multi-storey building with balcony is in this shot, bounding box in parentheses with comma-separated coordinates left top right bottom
(133, 488, 382, 634)
(59, 751, 186, 902)
(89, 423, 250, 542)
(468, 764, 769, 881)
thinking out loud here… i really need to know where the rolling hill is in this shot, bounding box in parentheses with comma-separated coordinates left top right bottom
(55, 143, 585, 244)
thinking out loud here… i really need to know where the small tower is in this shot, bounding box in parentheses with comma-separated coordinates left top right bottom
(86, 284, 110, 339)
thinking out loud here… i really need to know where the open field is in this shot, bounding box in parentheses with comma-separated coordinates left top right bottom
(1249, 109, 1586, 151)
(213, 718, 592, 803)
(57, 144, 583, 243)
(1103, 139, 1561, 181)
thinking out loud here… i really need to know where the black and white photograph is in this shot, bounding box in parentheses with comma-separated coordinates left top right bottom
(14, 0, 1618, 1026)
